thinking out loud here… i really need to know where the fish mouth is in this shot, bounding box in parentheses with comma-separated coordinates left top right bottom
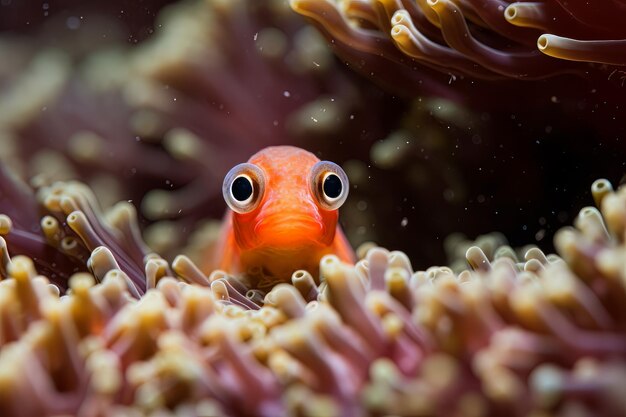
(254, 214, 326, 247)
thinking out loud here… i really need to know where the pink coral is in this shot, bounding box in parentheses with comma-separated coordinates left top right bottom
(1, 176, 626, 416)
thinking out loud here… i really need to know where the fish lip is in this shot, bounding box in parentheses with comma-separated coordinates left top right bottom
(254, 213, 325, 244)
(256, 213, 323, 231)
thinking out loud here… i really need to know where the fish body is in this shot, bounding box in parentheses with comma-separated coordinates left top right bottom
(212, 146, 355, 280)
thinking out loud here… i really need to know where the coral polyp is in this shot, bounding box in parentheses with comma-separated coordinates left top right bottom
(1, 177, 626, 416)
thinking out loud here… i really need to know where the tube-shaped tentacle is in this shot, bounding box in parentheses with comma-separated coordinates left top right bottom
(538, 35, 626, 66)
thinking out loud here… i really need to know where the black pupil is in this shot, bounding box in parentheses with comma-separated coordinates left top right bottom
(232, 176, 253, 202)
(323, 174, 342, 199)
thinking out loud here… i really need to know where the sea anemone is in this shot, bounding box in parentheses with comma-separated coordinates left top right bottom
(506, 2, 626, 67)
(1, 3, 625, 415)
(289, 0, 626, 88)
(1, 178, 626, 416)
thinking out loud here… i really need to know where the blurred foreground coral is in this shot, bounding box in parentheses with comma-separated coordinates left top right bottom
(1, 159, 626, 415)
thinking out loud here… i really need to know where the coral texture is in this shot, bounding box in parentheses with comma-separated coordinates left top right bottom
(1, 175, 626, 416)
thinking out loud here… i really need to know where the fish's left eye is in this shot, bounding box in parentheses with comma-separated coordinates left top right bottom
(223, 163, 266, 214)
(310, 161, 349, 210)
(231, 175, 254, 203)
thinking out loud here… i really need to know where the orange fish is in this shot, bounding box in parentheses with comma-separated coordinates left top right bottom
(211, 146, 355, 281)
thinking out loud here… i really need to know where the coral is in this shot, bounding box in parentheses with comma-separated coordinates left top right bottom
(0, 178, 626, 416)
(0, 166, 86, 287)
(289, 0, 626, 92)
(36, 180, 152, 296)
(1, 3, 625, 412)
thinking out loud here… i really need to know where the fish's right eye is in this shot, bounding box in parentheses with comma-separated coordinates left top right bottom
(223, 163, 265, 214)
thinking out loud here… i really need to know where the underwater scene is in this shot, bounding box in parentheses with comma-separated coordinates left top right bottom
(0, 0, 625, 416)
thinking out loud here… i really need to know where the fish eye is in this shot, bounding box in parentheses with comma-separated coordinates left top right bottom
(231, 175, 253, 203)
(223, 163, 265, 214)
(310, 161, 349, 210)
(323, 173, 342, 200)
